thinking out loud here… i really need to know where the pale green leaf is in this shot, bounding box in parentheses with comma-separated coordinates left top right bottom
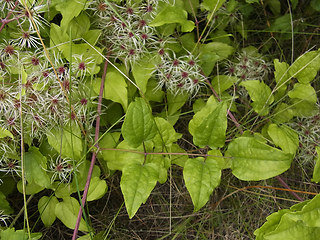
(268, 124, 299, 154)
(38, 196, 59, 227)
(121, 98, 157, 148)
(289, 49, 320, 84)
(149, 4, 194, 32)
(189, 97, 227, 148)
(87, 177, 108, 201)
(240, 80, 274, 116)
(25, 147, 51, 188)
(120, 163, 158, 218)
(312, 147, 320, 183)
(55, 197, 90, 232)
(226, 137, 293, 181)
(47, 122, 83, 160)
(183, 152, 223, 211)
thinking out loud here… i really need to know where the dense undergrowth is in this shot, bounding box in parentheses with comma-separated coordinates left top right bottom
(0, 0, 320, 239)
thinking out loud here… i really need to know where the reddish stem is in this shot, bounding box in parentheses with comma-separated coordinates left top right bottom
(72, 54, 110, 239)
(275, 176, 304, 201)
(0, 0, 20, 33)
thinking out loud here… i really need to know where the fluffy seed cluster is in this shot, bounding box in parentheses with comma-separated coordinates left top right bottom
(225, 52, 271, 81)
(91, 0, 166, 66)
(155, 53, 207, 96)
(90, 0, 206, 96)
(290, 111, 320, 164)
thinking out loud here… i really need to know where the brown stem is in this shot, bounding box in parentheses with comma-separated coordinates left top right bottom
(72, 54, 110, 239)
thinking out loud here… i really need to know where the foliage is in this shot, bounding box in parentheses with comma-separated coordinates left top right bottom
(0, 0, 319, 239)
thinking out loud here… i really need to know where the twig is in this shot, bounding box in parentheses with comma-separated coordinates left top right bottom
(72, 53, 110, 239)
(0, 0, 19, 33)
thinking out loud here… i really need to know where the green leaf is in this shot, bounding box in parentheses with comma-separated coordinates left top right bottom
(170, 144, 189, 167)
(189, 97, 227, 148)
(254, 209, 292, 240)
(149, 4, 194, 32)
(38, 196, 59, 227)
(226, 137, 293, 181)
(99, 132, 121, 164)
(55, 0, 87, 30)
(289, 49, 320, 84)
(184, 0, 199, 14)
(312, 147, 320, 183)
(120, 163, 158, 218)
(153, 117, 182, 151)
(0, 127, 13, 139)
(199, 42, 234, 75)
(50, 23, 69, 48)
(288, 83, 317, 103)
(274, 59, 290, 99)
(202, 0, 226, 12)
(93, 69, 128, 111)
(271, 103, 294, 124)
(211, 75, 238, 94)
(167, 91, 189, 116)
(267, 124, 299, 154)
(132, 55, 159, 94)
(25, 147, 51, 188)
(311, 0, 320, 11)
(0, 191, 13, 214)
(0, 228, 42, 240)
(106, 140, 144, 171)
(255, 195, 320, 239)
(184, 150, 224, 211)
(240, 80, 274, 116)
(87, 177, 108, 201)
(47, 122, 83, 160)
(55, 197, 90, 232)
(64, 12, 90, 39)
(121, 98, 157, 148)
